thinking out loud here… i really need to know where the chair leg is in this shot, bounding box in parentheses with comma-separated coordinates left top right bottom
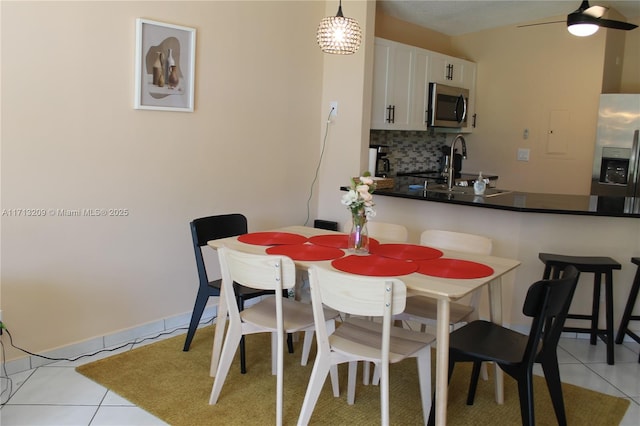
(287, 333, 294, 354)
(300, 331, 313, 366)
(479, 361, 489, 380)
(516, 370, 535, 426)
(590, 275, 601, 345)
(347, 361, 358, 404)
(372, 362, 381, 385)
(604, 271, 615, 365)
(379, 360, 390, 426)
(416, 347, 433, 426)
(329, 364, 340, 397)
(271, 332, 278, 376)
(363, 361, 371, 385)
(275, 330, 285, 426)
(297, 354, 332, 426)
(237, 296, 248, 373)
(541, 357, 567, 426)
(467, 361, 482, 405)
(209, 327, 242, 404)
(239, 336, 247, 374)
(183, 289, 211, 351)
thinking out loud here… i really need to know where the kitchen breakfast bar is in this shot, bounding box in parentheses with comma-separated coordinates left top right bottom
(361, 177, 640, 218)
(357, 182, 638, 332)
(342, 181, 639, 423)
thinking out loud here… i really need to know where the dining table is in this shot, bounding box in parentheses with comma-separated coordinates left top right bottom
(206, 225, 521, 426)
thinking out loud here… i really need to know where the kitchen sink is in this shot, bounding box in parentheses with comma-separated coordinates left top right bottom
(424, 184, 512, 197)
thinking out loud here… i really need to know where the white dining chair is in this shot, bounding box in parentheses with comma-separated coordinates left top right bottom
(209, 247, 339, 426)
(297, 265, 435, 426)
(397, 229, 492, 330)
(365, 221, 409, 242)
(391, 229, 493, 385)
(345, 220, 409, 384)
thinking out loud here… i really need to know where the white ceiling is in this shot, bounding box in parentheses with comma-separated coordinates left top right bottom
(377, 0, 640, 36)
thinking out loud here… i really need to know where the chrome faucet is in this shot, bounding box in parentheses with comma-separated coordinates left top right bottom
(448, 134, 467, 191)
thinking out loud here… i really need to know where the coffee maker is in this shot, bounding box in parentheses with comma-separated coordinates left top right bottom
(371, 145, 390, 177)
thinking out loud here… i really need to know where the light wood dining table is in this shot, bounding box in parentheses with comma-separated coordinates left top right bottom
(207, 225, 521, 426)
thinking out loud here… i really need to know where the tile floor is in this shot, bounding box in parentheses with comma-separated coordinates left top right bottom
(1, 327, 639, 425)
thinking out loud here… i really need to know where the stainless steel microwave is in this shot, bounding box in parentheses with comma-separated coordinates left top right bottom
(427, 83, 469, 128)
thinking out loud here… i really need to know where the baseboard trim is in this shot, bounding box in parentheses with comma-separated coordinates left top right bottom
(3, 305, 220, 376)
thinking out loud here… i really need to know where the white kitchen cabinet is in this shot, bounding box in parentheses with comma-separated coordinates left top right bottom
(411, 48, 430, 130)
(428, 51, 477, 132)
(429, 52, 474, 89)
(371, 38, 477, 132)
(371, 39, 416, 130)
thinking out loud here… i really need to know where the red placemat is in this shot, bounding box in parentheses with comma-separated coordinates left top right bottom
(331, 254, 418, 277)
(237, 232, 308, 246)
(417, 258, 494, 279)
(371, 244, 443, 261)
(266, 244, 345, 261)
(309, 234, 380, 250)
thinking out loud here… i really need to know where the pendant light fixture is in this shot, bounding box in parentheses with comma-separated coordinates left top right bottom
(316, 0, 362, 55)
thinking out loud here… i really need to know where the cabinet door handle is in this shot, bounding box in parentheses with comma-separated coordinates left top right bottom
(386, 105, 395, 123)
(472, 113, 477, 128)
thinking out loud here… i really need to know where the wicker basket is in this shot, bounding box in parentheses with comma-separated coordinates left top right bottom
(353, 177, 395, 190)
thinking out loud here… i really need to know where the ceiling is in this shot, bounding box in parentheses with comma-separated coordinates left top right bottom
(377, 1, 640, 36)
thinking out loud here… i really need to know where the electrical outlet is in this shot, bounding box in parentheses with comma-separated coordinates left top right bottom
(329, 101, 338, 118)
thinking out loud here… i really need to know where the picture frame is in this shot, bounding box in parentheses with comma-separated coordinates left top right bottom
(134, 19, 196, 112)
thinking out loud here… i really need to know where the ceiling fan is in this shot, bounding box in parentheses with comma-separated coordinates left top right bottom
(518, 1, 638, 36)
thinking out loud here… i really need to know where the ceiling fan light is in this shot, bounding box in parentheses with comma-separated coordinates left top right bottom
(568, 22, 599, 36)
(317, 1, 362, 55)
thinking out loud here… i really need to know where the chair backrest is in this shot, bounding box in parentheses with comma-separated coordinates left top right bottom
(308, 264, 407, 366)
(420, 229, 492, 255)
(521, 265, 580, 366)
(365, 221, 409, 242)
(190, 214, 248, 287)
(217, 247, 296, 326)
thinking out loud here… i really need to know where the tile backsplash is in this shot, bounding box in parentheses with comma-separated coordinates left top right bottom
(369, 130, 449, 174)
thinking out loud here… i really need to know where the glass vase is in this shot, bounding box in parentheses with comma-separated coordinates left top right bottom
(348, 209, 369, 254)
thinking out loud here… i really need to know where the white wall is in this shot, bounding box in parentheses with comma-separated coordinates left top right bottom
(0, 1, 329, 361)
(453, 20, 607, 195)
(453, 16, 640, 195)
(316, 0, 376, 229)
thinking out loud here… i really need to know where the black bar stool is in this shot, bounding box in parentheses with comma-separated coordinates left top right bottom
(615, 257, 640, 363)
(539, 253, 621, 365)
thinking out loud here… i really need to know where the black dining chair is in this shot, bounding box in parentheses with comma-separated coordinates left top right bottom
(183, 214, 275, 374)
(428, 265, 579, 426)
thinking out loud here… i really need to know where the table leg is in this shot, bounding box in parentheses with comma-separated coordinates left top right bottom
(488, 277, 504, 404)
(210, 282, 228, 377)
(435, 298, 451, 426)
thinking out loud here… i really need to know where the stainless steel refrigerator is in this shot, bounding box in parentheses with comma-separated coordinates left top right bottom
(590, 94, 640, 200)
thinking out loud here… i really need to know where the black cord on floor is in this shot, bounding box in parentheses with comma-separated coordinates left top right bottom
(0, 338, 13, 407)
(0, 315, 217, 406)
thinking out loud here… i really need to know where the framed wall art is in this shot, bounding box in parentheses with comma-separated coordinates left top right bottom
(134, 19, 196, 112)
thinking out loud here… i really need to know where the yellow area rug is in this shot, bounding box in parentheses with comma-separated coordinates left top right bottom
(76, 325, 630, 425)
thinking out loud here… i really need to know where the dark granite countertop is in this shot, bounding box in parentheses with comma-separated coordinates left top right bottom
(343, 175, 640, 218)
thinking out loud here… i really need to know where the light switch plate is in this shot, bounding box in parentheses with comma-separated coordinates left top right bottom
(517, 148, 530, 162)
